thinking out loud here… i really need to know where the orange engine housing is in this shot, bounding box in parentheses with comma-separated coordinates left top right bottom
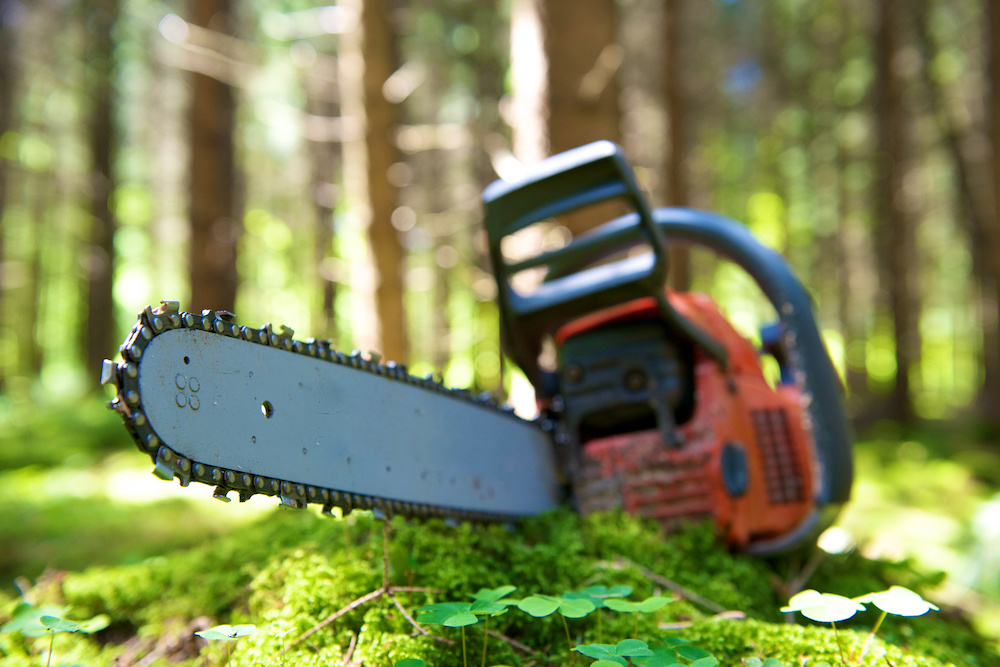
(556, 292, 816, 551)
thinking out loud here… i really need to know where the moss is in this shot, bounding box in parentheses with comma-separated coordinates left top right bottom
(3, 507, 996, 666)
(681, 617, 950, 666)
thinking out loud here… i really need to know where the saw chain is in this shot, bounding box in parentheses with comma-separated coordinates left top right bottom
(102, 300, 543, 522)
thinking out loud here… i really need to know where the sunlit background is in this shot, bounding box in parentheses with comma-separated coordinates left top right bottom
(0, 0, 999, 647)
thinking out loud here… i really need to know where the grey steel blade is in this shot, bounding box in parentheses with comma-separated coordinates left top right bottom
(137, 328, 560, 516)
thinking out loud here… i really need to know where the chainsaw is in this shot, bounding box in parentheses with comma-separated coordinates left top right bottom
(101, 141, 852, 555)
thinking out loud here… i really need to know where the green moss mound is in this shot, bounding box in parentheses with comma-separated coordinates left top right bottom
(1, 508, 996, 666)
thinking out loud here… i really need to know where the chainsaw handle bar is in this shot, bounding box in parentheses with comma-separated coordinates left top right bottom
(654, 207, 854, 510)
(483, 141, 726, 391)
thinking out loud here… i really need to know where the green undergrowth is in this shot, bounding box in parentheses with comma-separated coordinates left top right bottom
(0, 456, 260, 592)
(0, 395, 123, 472)
(2, 507, 997, 666)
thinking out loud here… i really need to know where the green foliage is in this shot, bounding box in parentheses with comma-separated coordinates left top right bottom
(196, 623, 257, 667)
(575, 638, 654, 666)
(781, 590, 866, 623)
(780, 586, 945, 666)
(0, 481, 236, 594)
(1, 601, 109, 667)
(0, 397, 124, 471)
(566, 585, 633, 609)
(635, 637, 718, 667)
(516, 593, 595, 619)
(195, 623, 258, 641)
(1, 508, 995, 666)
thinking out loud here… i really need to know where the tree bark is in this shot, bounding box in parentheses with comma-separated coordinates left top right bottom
(0, 1, 16, 390)
(874, 0, 918, 424)
(187, 0, 240, 314)
(913, 0, 1000, 418)
(83, 0, 119, 381)
(512, 0, 624, 234)
(663, 0, 690, 290)
(302, 62, 340, 339)
(339, 0, 406, 362)
(985, 0, 1000, 416)
(363, 0, 405, 363)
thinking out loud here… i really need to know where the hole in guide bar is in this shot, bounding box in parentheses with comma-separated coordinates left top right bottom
(261, 401, 274, 418)
(183, 356, 190, 365)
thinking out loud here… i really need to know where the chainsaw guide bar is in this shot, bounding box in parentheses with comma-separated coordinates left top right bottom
(102, 301, 561, 521)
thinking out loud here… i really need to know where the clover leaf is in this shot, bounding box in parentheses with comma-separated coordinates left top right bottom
(565, 585, 633, 609)
(854, 586, 940, 617)
(517, 594, 596, 619)
(633, 637, 718, 667)
(780, 590, 865, 623)
(394, 659, 428, 667)
(195, 624, 258, 641)
(576, 638, 655, 666)
(604, 596, 674, 614)
(470, 585, 518, 605)
(1, 602, 72, 638)
(417, 602, 479, 627)
(195, 624, 257, 667)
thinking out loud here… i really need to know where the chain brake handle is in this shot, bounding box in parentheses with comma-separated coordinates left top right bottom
(483, 141, 726, 395)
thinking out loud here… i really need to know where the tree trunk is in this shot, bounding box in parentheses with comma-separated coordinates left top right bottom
(874, 0, 918, 424)
(83, 0, 118, 381)
(985, 0, 1000, 417)
(912, 0, 1000, 418)
(339, 0, 406, 362)
(362, 0, 405, 364)
(187, 0, 240, 314)
(511, 0, 624, 234)
(302, 63, 340, 339)
(0, 3, 15, 390)
(663, 0, 690, 290)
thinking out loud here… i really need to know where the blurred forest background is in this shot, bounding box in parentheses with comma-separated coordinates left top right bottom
(2, 0, 1000, 648)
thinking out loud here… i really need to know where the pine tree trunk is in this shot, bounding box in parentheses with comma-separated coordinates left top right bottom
(0, 5, 15, 391)
(303, 64, 340, 339)
(875, 0, 918, 424)
(663, 0, 691, 290)
(83, 0, 118, 382)
(187, 0, 240, 314)
(339, 0, 406, 362)
(511, 0, 624, 234)
(984, 0, 1000, 418)
(360, 0, 406, 363)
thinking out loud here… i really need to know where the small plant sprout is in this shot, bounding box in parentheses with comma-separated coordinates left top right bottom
(1, 602, 109, 667)
(853, 586, 940, 660)
(565, 585, 632, 642)
(780, 590, 865, 665)
(418, 587, 513, 667)
(633, 636, 718, 667)
(517, 593, 596, 662)
(195, 623, 257, 667)
(603, 595, 675, 637)
(743, 659, 785, 667)
(574, 638, 654, 666)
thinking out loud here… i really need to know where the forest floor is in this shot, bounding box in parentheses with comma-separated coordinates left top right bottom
(0, 394, 998, 666)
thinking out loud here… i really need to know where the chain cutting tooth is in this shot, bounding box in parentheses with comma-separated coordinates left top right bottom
(213, 486, 232, 502)
(100, 359, 119, 388)
(155, 300, 180, 316)
(153, 447, 174, 481)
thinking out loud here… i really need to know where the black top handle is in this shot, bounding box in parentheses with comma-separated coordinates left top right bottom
(483, 141, 725, 392)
